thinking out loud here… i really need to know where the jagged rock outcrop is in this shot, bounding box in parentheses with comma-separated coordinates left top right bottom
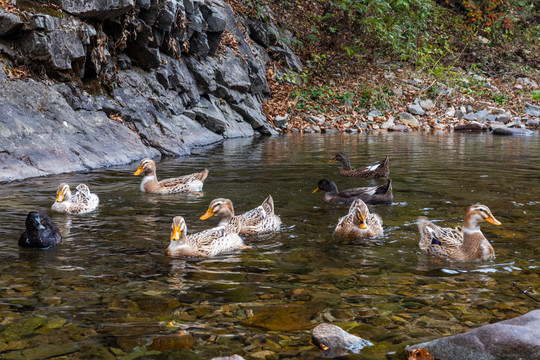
(0, 0, 302, 182)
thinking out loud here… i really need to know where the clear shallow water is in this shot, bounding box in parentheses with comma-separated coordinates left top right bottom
(1, 132, 539, 359)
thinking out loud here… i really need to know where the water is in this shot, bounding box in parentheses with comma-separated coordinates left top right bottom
(1, 132, 539, 359)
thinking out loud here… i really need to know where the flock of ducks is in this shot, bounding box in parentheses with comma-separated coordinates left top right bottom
(19, 154, 501, 262)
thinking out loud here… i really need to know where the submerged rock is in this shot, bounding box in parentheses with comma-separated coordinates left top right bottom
(312, 323, 373, 354)
(492, 127, 534, 136)
(243, 303, 324, 331)
(407, 310, 540, 360)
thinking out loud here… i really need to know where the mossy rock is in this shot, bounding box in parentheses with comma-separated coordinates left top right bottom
(0, 316, 46, 342)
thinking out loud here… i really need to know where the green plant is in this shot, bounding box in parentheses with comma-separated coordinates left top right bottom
(492, 93, 507, 104)
(532, 91, 540, 101)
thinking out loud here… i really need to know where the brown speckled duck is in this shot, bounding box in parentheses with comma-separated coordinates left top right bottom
(166, 216, 245, 257)
(200, 195, 282, 235)
(334, 198, 383, 238)
(330, 153, 389, 178)
(417, 204, 501, 262)
(313, 178, 393, 205)
(134, 158, 209, 194)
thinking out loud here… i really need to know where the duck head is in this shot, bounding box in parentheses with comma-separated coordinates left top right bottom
(134, 159, 156, 176)
(55, 183, 72, 203)
(463, 204, 501, 231)
(350, 199, 369, 229)
(170, 216, 187, 242)
(313, 179, 339, 195)
(200, 198, 235, 221)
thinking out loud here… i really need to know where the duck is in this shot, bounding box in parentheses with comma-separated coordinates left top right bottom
(334, 198, 383, 238)
(133, 158, 209, 194)
(330, 153, 389, 178)
(166, 216, 245, 257)
(417, 204, 501, 262)
(313, 178, 393, 205)
(200, 195, 282, 235)
(19, 211, 62, 249)
(51, 183, 99, 214)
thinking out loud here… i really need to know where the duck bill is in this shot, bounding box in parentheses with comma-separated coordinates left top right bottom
(329, 159, 336, 163)
(170, 225, 182, 241)
(485, 213, 501, 226)
(312, 188, 321, 194)
(133, 166, 144, 176)
(55, 192, 64, 202)
(200, 208, 215, 220)
(359, 222, 368, 229)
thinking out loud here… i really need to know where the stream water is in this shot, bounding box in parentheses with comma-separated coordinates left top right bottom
(1, 132, 539, 359)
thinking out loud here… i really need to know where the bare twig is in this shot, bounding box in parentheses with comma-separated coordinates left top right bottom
(513, 281, 539, 302)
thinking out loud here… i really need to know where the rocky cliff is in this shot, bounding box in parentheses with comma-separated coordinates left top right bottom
(0, 0, 301, 182)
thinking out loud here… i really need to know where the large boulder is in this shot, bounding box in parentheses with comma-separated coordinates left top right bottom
(312, 323, 373, 354)
(407, 310, 540, 360)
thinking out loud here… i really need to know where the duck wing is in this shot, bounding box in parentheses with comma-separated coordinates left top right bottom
(418, 217, 462, 257)
(159, 169, 209, 189)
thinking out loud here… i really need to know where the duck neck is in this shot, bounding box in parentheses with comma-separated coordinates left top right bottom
(140, 170, 158, 191)
(340, 157, 352, 170)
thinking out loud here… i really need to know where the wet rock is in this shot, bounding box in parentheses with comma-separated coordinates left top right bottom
(407, 104, 425, 116)
(312, 323, 373, 353)
(132, 295, 181, 312)
(407, 310, 540, 360)
(525, 103, 540, 117)
(0, 9, 23, 37)
(454, 122, 488, 131)
(0, 316, 46, 342)
(243, 303, 325, 331)
(149, 334, 196, 351)
(492, 127, 534, 136)
(212, 356, 245, 360)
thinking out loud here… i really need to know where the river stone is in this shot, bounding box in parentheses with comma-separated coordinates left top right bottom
(22, 342, 80, 360)
(398, 112, 419, 127)
(388, 124, 409, 132)
(243, 303, 325, 331)
(407, 310, 540, 360)
(420, 99, 434, 110)
(0, 316, 46, 342)
(312, 323, 373, 353)
(407, 104, 425, 116)
(492, 127, 534, 136)
(149, 334, 196, 351)
(525, 103, 540, 117)
(132, 295, 181, 312)
(526, 118, 539, 128)
(454, 122, 488, 131)
(212, 356, 244, 360)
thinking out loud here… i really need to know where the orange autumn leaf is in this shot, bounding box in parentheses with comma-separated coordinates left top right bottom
(409, 348, 434, 360)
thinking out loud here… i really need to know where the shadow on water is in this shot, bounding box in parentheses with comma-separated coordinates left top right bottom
(0, 132, 539, 359)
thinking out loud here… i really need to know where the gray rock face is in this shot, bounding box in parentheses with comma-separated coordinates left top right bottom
(0, 78, 158, 183)
(0, 9, 23, 37)
(0, 0, 301, 182)
(54, 0, 135, 19)
(407, 310, 540, 360)
(312, 323, 373, 354)
(20, 17, 86, 72)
